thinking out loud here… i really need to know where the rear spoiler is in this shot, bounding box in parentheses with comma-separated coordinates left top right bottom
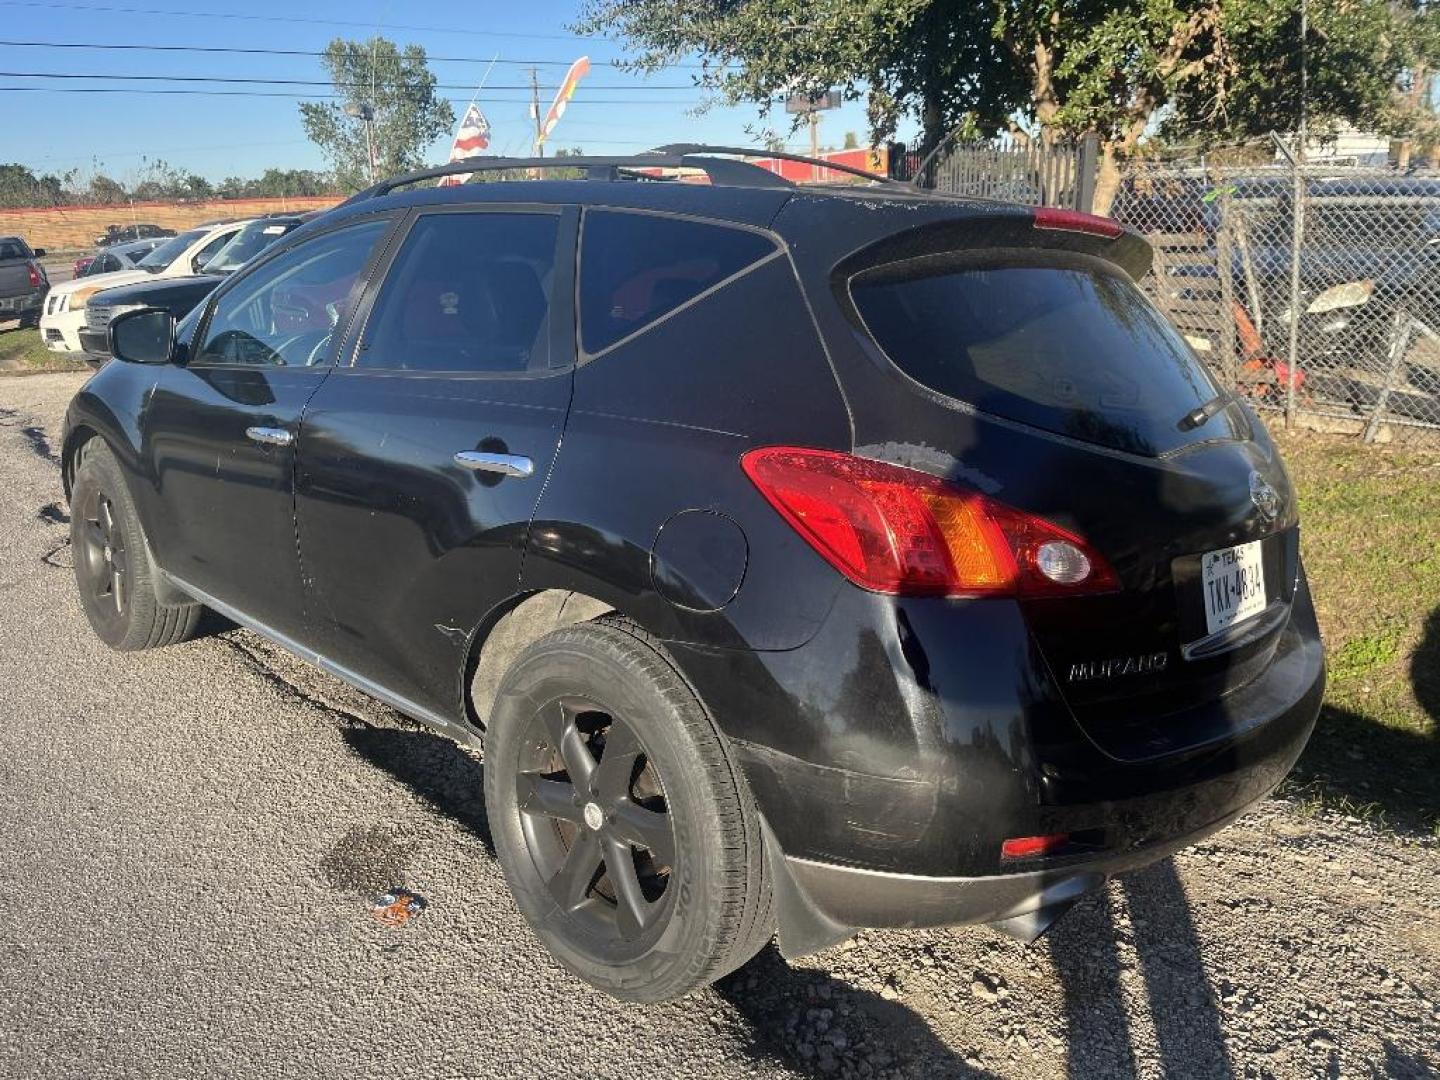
(831, 205, 1153, 283)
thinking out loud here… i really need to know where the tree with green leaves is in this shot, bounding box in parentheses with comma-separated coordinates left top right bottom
(299, 37, 454, 191)
(1160, 1, 1440, 158)
(87, 174, 128, 206)
(0, 164, 68, 208)
(575, 0, 1022, 155)
(578, 0, 1440, 209)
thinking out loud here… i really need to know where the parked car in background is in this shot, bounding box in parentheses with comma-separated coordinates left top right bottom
(62, 149, 1323, 1004)
(1114, 173, 1440, 415)
(79, 215, 312, 361)
(40, 221, 249, 353)
(0, 235, 49, 327)
(95, 223, 175, 247)
(74, 238, 167, 280)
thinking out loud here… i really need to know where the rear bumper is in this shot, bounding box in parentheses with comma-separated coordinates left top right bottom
(0, 291, 44, 316)
(758, 609, 1320, 950)
(671, 562, 1324, 938)
(779, 751, 1296, 934)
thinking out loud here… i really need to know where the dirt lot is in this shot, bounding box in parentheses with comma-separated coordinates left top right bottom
(0, 195, 340, 253)
(0, 372, 1435, 1079)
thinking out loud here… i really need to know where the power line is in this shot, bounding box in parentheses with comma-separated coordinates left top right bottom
(0, 69, 696, 91)
(0, 85, 703, 105)
(0, 38, 706, 71)
(0, 0, 605, 42)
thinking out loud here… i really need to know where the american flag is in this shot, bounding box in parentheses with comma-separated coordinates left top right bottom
(438, 102, 492, 186)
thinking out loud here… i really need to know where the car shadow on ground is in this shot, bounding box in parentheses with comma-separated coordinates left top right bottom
(1287, 603, 1439, 832)
(340, 725, 495, 854)
(339, 723, 1240, 1077)
(715, 943, 1002, 1079)
(714, 858, 1233, 1079)
(1049, 860, 1232, 1079)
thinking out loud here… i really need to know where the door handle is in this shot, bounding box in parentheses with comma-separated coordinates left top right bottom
(246, 426, 294, 447)
(454, 450, 534, 478)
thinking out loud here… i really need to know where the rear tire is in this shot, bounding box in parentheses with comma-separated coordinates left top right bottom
(484, 617, 772, 1002)
(69, 440, 202, 651)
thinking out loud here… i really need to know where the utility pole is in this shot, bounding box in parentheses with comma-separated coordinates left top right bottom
(808, 112, 820, 180)
(530, 67, 544, 158)
(344, 102, 378, 183)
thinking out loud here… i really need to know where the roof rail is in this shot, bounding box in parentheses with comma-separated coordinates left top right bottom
(651, 144, 894, 185)
(343, 145, 893, 203)
(346, 151, 794, 202)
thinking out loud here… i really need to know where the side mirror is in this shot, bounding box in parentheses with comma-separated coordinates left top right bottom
(32, 247, 46, 258)
(110, 308, 177, 365)
(191, 254, 207, 274)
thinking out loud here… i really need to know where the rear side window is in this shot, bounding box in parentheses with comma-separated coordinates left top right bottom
(851, 256, 1241, 456)
(580, 210, 776, 354)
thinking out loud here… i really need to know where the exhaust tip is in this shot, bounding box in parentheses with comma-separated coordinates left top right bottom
(986, 872, 1106, 943)
(987, 899, 1079, 944)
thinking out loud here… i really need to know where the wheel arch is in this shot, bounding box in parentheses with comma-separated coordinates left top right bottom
(465, 588, 617, 730)
(61, 422, 101, 501)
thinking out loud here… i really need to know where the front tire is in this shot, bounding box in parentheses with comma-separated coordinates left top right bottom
(484, 618, 772, 1002)
(69, 440, 202, 650)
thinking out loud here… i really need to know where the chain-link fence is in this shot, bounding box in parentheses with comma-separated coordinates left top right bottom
(1111, 141, 1440, 439)
(899, 132, 1440, 440)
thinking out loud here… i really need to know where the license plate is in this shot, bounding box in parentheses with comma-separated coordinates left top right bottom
(1201, 540, 1267, 635)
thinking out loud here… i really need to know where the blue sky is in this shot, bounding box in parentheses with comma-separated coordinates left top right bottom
(2, 0, 899, 183)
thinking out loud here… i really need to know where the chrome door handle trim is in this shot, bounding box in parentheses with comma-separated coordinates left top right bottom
(453, 451, 534, 478)
(245, 426, 294, 447)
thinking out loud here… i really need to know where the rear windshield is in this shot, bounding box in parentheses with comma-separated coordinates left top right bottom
(851, 254, 1242, 456)
(138, 228, 206, 272)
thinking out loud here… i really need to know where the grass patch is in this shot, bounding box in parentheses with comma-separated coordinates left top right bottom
(0, 326, 88, 374)
(1328, 628, 1403, 682)
(1272, 426, 1440, 834)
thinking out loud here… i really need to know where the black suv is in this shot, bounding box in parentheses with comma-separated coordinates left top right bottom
(95, 223, 176, 247)
(62, 147, 1324, 1003)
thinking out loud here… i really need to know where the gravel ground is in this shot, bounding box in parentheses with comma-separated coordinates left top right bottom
(0, 371, 1436, 1080)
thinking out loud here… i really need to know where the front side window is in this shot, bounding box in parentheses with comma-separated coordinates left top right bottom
(354, 212, 560, 374)
(579, 210, 777, 355)
(192, 218, 390, 368)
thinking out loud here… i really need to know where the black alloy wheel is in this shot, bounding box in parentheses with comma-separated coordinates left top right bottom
(485, 618, 773, 1002)
(77, 486, 128, 619)
(69, 440, 202, 651)
(516, 696, 677, 948)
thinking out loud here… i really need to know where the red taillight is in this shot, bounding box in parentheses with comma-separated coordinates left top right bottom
(26, 261, 43, 288)
(1033, 207, 1124, 239)
(1001, 834, 1071, 859)
(740, 447, 1119, 599)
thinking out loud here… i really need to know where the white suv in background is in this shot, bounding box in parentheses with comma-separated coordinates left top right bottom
(40, 220, 251, 353)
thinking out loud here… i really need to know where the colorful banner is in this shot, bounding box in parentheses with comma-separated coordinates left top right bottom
(537, 56, 590, 148)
